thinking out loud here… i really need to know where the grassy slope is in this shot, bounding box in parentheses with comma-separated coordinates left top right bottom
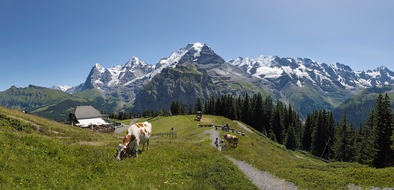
(0, 106, 393, 189)
(0, 107, 255, 189)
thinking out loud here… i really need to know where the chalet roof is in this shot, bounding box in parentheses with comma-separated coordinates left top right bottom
(74, 106, 102, 120)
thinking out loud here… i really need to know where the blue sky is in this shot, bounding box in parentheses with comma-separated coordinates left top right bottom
(1, 0, 393, 91)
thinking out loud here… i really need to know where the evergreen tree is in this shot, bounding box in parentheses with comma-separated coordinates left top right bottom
(179, 104, 185, 115)
(271, 101, 285, 143)
(251, 93, 264, 132)
(372, 93, 393, 167)
(288, 105, 303, 148)
(188, 104, 193, 114)
(235, 96, 242, 120)
(241, 93, 251, 125)
(302, 113, 314, 151)
(262, 96, 274, 136)
(354, 124, 377, 165)
(206, 96, 215, 115)
(284, 123, 298, 150)
(311, 111, 326, 157)
(332, 112, 355, 162)
(391, 132, 394, 153)
(223, 94, 235, 119)
(214, 97, 223, 116)
(311, 110, 335, 159)
(170, 101, 179, 115)
(195, 97, 203, 113)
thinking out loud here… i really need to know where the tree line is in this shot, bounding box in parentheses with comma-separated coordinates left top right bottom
(196, 93, 393, 168)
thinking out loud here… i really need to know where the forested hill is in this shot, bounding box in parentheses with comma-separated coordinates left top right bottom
(195, 92, 394, 168)
(333, 87, 394, 128)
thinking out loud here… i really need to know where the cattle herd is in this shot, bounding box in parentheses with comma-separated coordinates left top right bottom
(115, 121, 241, 160)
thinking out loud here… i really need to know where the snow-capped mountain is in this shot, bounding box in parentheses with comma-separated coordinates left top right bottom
(78, 43, 211, 92)
(67, 42, 393, 117)
(133, 42, 265, 112)
(51, 85, 72, 92)
(148, 42, 219, 79)
(77, 57, 154, 93)
(228, 56, 394, 90)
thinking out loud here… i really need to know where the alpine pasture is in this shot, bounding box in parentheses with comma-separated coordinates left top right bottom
(0, 106, 393, 189)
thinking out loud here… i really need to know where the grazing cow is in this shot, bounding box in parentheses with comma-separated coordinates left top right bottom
(223, 134, 238, 148)
(116, 121, 152, 160)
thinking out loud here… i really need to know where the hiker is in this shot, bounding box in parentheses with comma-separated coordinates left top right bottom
(214, 138, 219, 148)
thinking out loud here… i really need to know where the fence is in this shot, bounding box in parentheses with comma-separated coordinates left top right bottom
(151, 132, 177, 138)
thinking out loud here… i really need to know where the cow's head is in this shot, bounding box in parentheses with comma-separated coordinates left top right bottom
(115, 143, 126, 161)
(115, 134, 135, 161)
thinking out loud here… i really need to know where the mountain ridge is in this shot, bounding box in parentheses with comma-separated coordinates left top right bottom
(55, 42, 393, 95)
(77, 43, 393, 123)
(54, 42, 394, 117)
(1, 42, 393, 124)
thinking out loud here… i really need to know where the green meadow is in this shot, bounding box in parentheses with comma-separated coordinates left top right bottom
(0, 106, 393, 189)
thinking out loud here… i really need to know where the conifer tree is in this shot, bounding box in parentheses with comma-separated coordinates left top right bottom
(170, 101, 179, 115)
(235, 96, 242, 120)
(207, 96, 215, 114)
(284, 123, 298, 150)
(311, 110, 335, 159)
(224, 94, 235, 119)
(302, 113, 314, 151)
(262, 96, 274, 136)
(179, 103, 185, 115)
(332, 112, 355, 162)
(241, 93, 251, 125)
(326, 111, 336, 159)
(251, 93, 264, 132)
(271, 101, 285, 143)
(195, 97, 202, 113)
(188, 104, 193, 114)
(354, 123, 377, 165)
(311, 111, 325, 157)
(372, 93, 393, 167)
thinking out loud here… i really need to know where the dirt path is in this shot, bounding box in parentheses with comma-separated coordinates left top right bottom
(226, 156, 298, 190)
(202, 128, 222, 151)
(234, 121, 254, 134)
(203, 128, 298, 190)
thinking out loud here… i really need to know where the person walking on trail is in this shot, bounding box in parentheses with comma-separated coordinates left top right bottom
(215, 137, 219, 148)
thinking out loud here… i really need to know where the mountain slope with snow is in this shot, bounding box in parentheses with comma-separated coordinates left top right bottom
(61, 42, 394, 118)
(133, 43, 270, 112)
(228, 56, 394, 90)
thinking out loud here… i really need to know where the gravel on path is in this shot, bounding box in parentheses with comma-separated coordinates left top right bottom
(226, 156, 298, 190)
(234, 121, 254, 134)
(203, 128, 298, 190)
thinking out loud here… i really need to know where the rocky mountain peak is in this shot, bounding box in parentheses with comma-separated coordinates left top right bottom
(94, 63, 106, 73)
(333, 62, 353, 72)
(123, 57, 148, 69)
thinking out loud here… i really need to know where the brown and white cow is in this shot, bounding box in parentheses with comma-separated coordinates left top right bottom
(223, 134, 238, 148)
(116, 121, 152, 160)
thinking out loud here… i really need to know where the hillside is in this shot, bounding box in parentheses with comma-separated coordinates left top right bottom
(333, 87, 394, 127)
(0, 86, 120, 121)
(0, 107, 255, 189)
(0, 106, 393, 189)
